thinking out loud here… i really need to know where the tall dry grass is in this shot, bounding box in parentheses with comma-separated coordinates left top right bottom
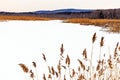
(64, 18, 120, 33)
(19, 33, 120, 80)
(0, 15, 55, 21)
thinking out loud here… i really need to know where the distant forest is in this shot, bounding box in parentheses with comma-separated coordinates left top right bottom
(0, 9, 120, 19)
(40, 9, 120, 19)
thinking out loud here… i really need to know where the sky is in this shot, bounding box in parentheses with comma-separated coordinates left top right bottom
(0, 0, 120, 12)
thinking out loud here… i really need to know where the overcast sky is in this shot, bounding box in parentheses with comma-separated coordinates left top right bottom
(0, 0, 120, 12)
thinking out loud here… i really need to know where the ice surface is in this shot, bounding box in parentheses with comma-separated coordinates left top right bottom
(0, 20, 119, 80)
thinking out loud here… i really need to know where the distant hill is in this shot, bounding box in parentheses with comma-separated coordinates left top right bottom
(0, 8, 120, 19)
(34, 9, 92, 14)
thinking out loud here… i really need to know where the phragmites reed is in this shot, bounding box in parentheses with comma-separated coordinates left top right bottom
(32, 61, 36, 68)
(90, 32, 97, 80)
(30, 70, 34, 80)
(99, 37, 104, 60)
(65, 55, 70, 67)
(92, 32, 97, 43)
(32, 61, 39, 80)
(64, 75, 66, 80)
(96, 62, 100, 71)
(42, 53, 47, 62)
(43, 74, 46, 80)
(60, 44, 64, 56)
(48, 66, 51, 73)
(107, 57, 113, 69)
(114, 42, 119, 58)
(55, 72, 58, 78)
(19, 63, 29, 73)
(48, 74, 52, 79)
(51, 66, 55, 75)
(57, 64, 61, 74)
(82, 48, 87, 59)
(100, 37, 104, 47)
(78, 74, 85, 80)
(77, 59, 85, 70)
(19, 33, 120, 80)
(72, 69, 75, 78)
(119, 46, 120, 51)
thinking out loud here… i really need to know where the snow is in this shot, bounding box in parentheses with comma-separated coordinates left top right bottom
(0, 20, 119, 80)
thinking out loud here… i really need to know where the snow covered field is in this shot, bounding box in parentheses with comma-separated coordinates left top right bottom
(0, 20, 119, 80)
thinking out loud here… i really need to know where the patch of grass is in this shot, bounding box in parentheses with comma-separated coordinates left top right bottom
(64, 18, 120, 33)
(0, 15, 119, 32)
(19, 33, 120, 80)
(0, 15, 56, 21)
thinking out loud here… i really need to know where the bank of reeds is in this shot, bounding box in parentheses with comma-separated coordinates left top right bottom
(19, 33, 120, 80)
(64, 18, 120, 33)
(0, 15, 55, 21)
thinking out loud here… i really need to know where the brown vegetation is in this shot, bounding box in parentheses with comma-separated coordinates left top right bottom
(19, 33, 120, 80)
(64, 18, 120, 32)
(0, 15, 120, 33)
(0, 15, 55, 21)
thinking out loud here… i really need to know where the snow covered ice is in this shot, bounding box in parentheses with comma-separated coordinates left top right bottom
(0, 20, 119, 80)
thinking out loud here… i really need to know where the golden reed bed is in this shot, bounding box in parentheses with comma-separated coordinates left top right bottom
(64, 18, 120, 32)
(0, 15, 55, 20)
(0, 15, 120, 32)
(19, 33, 120, 80)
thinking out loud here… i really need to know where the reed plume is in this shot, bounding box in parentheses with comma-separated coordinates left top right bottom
(77, 59, 85, 70)
(48, 74, 52, 79)
(32, 61, 37, 68)
(19, 63, 29, 73)
(64, 75, 66, 80)
(100, 37, 104, 47)
(65, 55, 70, 67)
(60, 44, 64, 56)
(43, 74, 46, 80)
(99, 37, 104, 60)
(82, 48, 87, 59)
(42, 53, 47, 62)
(91, 32, 97, 80)
(119, 46, 120, 51)
(114, 42, 119, 58)
(18, 33, 120, 80)
(72, 69, 75, 78)
(30, 70, 34, 80)
(92, 32, 97, 43)
(51, 66, 55, 75)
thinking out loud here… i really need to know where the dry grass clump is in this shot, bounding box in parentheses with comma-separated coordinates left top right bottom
(0, 15, 55, 21)
(19, 33, 120, 80)
(64, 18, 120, 33)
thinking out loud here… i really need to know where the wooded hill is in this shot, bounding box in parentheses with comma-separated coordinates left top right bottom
(0, 8, 120, 19)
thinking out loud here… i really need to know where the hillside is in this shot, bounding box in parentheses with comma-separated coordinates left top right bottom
(0, 8, 120, 19)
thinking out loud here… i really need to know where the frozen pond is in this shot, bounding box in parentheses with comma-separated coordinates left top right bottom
(0, 20, 119, 80)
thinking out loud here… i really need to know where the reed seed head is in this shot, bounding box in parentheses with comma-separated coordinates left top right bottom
(72, 69, 75, 77)
(82, 48, 87, 59)
(48, 74, 52, 79)
(57, 65, 61, 74)
(32, 61, 36, 68)
(64, 75, 66, 80)
(55, 72, 58, 78)
(42, 53, 47, 62)
(77, 59, 85, 70)
(65, 55, 70, 67)
(100, 37, 104, 47)
(19, 63, 29, 73)
(92, 32, 97, 43)
(48, 66, 51, 73)
(51, 66, 55, 75)
(118, 46, 120, 51)
(43, 74, 46, 80)
(60, 44, 64, 56)
(30, 70, 34, 79)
